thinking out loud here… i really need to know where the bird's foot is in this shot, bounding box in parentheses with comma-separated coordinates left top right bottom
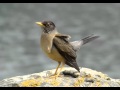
(49, 74, 62, 79)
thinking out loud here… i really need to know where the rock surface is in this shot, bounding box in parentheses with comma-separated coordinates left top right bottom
(0, 67, 120, 87)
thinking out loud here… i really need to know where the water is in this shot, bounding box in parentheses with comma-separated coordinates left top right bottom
(0, 3, 120, 80)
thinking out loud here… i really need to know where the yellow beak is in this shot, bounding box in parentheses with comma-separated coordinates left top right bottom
(36, 22, 44, 27)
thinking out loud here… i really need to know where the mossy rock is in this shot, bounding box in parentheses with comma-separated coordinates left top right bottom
(0, 67, 120, 87)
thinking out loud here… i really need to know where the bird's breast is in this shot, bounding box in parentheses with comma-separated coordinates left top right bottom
(40, 33, 53, 53)
(40, 34, 64, 62)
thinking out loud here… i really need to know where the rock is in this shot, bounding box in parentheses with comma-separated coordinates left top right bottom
(0, 67, 120, 87)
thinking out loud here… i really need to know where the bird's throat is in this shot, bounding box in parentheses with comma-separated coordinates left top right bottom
(40, 33, 56, 53)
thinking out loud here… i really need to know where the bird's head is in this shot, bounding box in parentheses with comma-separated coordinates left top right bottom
(36, 21, 56, 33)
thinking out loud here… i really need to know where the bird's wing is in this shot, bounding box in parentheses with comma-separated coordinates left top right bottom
(53, 35, 80, 72)
(55, 33, 71, 41)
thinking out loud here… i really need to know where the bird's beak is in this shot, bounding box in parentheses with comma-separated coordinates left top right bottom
(36, 22, 44, 27)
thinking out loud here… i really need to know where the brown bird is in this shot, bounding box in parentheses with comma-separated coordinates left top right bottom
(36, 20, 99, 78)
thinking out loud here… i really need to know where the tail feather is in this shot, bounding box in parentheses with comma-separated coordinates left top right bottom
(82, 34, 99, 45)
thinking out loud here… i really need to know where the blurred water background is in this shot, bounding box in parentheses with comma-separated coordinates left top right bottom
(0, 3, 120, 80)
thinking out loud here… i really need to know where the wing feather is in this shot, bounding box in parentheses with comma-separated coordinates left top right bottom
(53, 35, 80, 72)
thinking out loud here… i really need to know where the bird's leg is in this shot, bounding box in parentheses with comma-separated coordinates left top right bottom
(55, 62, 65, 77)
(49, 62, 61, 78)
(54, 62, 61, 75)
(49, 62, 65, 79)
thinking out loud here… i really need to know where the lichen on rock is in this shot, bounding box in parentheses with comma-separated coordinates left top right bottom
(0, 67, 120, 87)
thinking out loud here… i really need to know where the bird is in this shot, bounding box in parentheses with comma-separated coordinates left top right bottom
(36, 20, 99, 78)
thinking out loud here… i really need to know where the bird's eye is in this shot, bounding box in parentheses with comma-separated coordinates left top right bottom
(48, 23, 51, 26)
(44, 23, 49, 27)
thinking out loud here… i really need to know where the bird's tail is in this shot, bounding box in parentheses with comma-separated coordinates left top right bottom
(81, 34, 99, 45)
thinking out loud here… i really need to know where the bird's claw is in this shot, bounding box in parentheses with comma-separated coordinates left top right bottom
(49, 74, 62, 79)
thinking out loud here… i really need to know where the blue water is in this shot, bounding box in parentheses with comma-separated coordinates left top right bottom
(0, 3, 120, 80)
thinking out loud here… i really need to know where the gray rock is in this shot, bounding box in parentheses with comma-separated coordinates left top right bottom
(0, 67, 120, 87)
